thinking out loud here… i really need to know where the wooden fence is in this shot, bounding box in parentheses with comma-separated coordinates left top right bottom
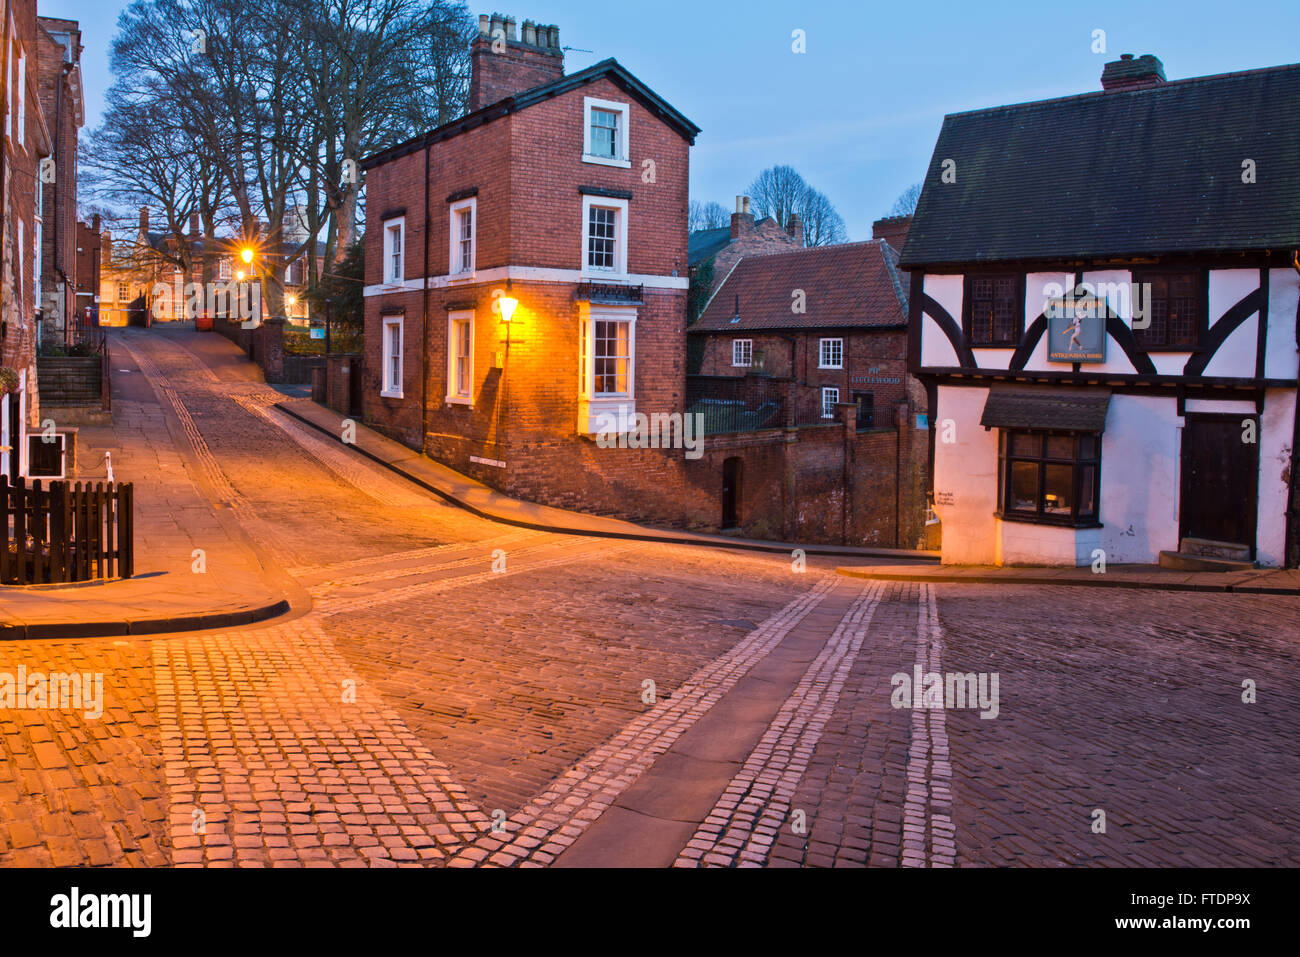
(1, 478, 134, 585)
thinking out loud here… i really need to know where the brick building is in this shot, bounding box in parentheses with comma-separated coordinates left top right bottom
(691, 238, 922, 426)
(359, 11, 930, 546)
(1, 0, 53, 482)
(73, 212, 98, 322)
(34, 14, 81, 350)
(688, 195, 802, 308)
(361, 12, 713, 529)
(686, 236, 930, 545)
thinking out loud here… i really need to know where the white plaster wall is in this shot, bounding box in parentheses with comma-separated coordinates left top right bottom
(973, 348, 1013, 370)
(1149, 353, 1194, 376)
(1257, 388, 1295, 567)
(933, 384, 999, 564)
(1264, 269, 1300, 380)
(920, 274, 963, 369)
(998, 519, 1083, 566)
(1202, 269, 1261, 379)
(1021, 272, 1072, 375)
(922, 314, 959, 368)
(1099, 394, 1181, 563)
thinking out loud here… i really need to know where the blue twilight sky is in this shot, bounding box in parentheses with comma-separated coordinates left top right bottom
(40, 0, 1300, 240)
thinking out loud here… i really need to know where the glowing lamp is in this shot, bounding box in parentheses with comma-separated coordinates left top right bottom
(498, 295, 518, 322)
(240, 247, 255, 264)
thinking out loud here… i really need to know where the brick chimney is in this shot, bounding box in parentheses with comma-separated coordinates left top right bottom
(786, 212, 803, 247)
(730, 196, 754, 239)
(190, 211, 201, 237)
(1101, 53, 1165, 92)
(138, 206, 149, 236)
(872, 214, 912, 251)
(468, 13, 564, 111)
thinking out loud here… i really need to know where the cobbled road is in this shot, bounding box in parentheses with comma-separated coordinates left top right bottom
(2, 327, 1297, 867)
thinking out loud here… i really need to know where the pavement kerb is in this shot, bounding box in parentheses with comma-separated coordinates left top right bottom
(273, 401, 940, 562)
(0, 598, 292, 641)
(835, 565, 1300, 596)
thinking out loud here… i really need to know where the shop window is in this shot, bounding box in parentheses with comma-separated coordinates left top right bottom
(998, 430, 1100, 525)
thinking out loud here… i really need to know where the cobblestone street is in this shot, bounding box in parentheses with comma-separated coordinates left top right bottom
(2, 328, 1297, 868)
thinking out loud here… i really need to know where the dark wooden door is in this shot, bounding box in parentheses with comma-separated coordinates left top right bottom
(3, 390, 20, 484)
(721, 457, 742, 529)
(1180, 415, 1258, 552)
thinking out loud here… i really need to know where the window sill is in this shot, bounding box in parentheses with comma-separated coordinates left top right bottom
(447, 272, 476, 284)
(378, 280, 406, 292)
(818, 365, 843, 371)
(445, 396, 472, 406)
(380, 389, 404, 400)
(581, 154, 631, 169)
(994, 511, 1102, 529)
(581, 270, 629, 282)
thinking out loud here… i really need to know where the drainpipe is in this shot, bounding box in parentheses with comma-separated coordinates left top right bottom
(420, 136, 432, 455)
(1286, 251, 1300, 566)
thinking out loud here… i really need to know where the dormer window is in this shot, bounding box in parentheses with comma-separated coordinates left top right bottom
(582, 97, 630, 168)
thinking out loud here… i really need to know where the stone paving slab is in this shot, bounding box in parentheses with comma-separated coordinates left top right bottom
(837, 562, 1300, 594)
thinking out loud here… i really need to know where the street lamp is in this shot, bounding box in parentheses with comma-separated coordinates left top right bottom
(240, 247, 255, 265)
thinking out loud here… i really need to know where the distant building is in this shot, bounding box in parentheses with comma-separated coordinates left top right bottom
(34, 15, 83, 350)
(688, 195, 801, 309)
(2, 0, 54, 481)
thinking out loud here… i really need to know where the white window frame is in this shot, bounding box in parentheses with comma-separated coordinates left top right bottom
(582, 96, 631, 168)
(381, 316, 404, 398)
(218, 259, 231, 281)
(822, 387, 840, 419)
(732, 338, 753, 367)
(383, 216, 405, 285)
(16, 219, 22, 313)
(581, 196, 629, 278)
(16, 49, 25, 147)
(446, 310, 474, 405)
(819, 337, 844, 369)
(117, 280, 129, 302)
(5, 35, 12, 140)
(32, 167, 41, 312)
(577, 304, 637, 434)
(448, 198, 476, 279)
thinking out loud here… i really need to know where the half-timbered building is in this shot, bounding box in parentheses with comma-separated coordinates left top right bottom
(902, 55, 1300, 567)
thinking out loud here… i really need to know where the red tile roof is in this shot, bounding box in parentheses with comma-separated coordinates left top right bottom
(691, 240, 909, 333)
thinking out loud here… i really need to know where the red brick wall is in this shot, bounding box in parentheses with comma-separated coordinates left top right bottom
(468, 34, 563, 111)
(35, 25, 78, 346)
(2, 0, 46, 426)
(694, 329, 919, 425)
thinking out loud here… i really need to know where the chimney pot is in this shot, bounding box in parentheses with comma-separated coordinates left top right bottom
(505, 16, 517, 41)
(523, 20, 536, 45)
(478, 14, 489, 34)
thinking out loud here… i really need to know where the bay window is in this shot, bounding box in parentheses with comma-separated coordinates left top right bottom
(577, 305, 636, 434)
(998, 430, 1101, 525)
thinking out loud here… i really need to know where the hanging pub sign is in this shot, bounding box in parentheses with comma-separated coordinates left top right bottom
(1047, 291, 1107, 362)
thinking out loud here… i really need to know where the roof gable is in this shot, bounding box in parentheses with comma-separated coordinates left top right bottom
(901, 63, 1300, 267)
(692, 241, 909, 333)
(363, 58, 699, 170)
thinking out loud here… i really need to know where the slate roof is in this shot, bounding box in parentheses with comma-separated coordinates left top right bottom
(363, 58, 700, 170)
(900, 62, 1300, 267)
(691, 240, 910, 333)
(688, 227, 731, 266)
(980, 387, 1112, 432)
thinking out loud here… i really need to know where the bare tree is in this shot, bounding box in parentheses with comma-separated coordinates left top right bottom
(889, 182, 922, 217)
(747, 165, 808, 232)
(800, 188, 849, 247)
(688, 200, 730, 233)
(747, 165, 849, 246)
(90, 0, 474, 317)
